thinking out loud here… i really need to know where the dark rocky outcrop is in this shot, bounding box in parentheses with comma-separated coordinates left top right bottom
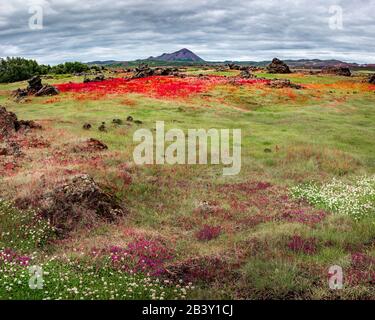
(35, 174, 125, 237)
(132, 64, 181, 79)
(132, 64, 155, 79)
(368, 74, 375, 84)
(72, 138, 108, 153)
(321, 66, 351, 77)
(267, 79, 302, 89)
(266, 58, 291, 74)
(13, 76, 59, 100)
(83, 74, 105, 83)
(239, 69, 257, 79)
(215, 66, 227, 72)
(0, 106, 42, 139)
(27, 76, 43, 94)
(98, 122, 107, 132)
(227, 63, 249, 71)
(0, 106, 42, 160)
(12, 89, 29, 101)
(0, 107, 18, 139)
(112, 119, 123, 125)
(35, 85, 59, 97)
(153, 67, 178, 76)
(227, 63, 240, 70)
(17, 120, 42, 130)
(82, 123, 92, 130)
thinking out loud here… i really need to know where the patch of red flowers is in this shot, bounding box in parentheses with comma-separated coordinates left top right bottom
(15, 136, 50, 149)
(281, 209, 327, 226)
(351, 252, 375, 267)
(195, 225, 222, 241)
(287, 235, 318, 255)
(239, 214, 273, 228)
(3, 162, 16, 171)
(218, 181, 272, 194)
(55, 76, 268, 100)
(0, 161, 19, 177)
(347, 252, 375, 286)
(0, 248, 30, 266)
(109, 238, 174, 276)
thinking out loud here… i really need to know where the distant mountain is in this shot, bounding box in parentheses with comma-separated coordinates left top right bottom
(86, 55, 375, 71)
(148, 48, 205, 62)
(86, 49, 205, 66)
(221, 59, 375, 70)
(283, 59, 374, 69)
(87, 60, 124, 66)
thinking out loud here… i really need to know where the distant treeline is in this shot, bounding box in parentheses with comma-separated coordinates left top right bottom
(0, 57, 103, 83)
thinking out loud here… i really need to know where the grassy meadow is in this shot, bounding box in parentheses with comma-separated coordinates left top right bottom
(1, 68, 375, 299)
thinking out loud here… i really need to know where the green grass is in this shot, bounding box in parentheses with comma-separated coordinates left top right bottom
(240, 258, 313, 299)
(0, 258, 191, 300)
(0, 200, 54, 252)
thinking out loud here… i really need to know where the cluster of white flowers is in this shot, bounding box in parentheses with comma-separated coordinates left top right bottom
(291, 175, 375, 220)
(0, 199, 54, 251)
(0, 256, 192, 300)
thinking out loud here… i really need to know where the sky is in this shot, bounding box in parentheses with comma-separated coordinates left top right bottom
(0, 0, 374, 65)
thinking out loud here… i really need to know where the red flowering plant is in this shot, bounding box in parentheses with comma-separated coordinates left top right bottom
(281, 209, 327, 226)
(195, 225, 222, 241)
(0, 248, 30, 267)
(287, 235, 318, 255)
(347, 252, 375, 285)
(55, 76, 269, 100)
(109, 238, 174, 276)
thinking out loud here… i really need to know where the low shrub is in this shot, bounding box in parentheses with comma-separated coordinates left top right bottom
(287, 235, 318, 255)
(195, 225, 221, 241)
(110, 238, 174, 276)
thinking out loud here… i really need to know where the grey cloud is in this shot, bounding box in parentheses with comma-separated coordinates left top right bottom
(0, 0, 374, 64)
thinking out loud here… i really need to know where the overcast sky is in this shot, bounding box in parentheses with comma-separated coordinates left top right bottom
(1, 0, 374, 65)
